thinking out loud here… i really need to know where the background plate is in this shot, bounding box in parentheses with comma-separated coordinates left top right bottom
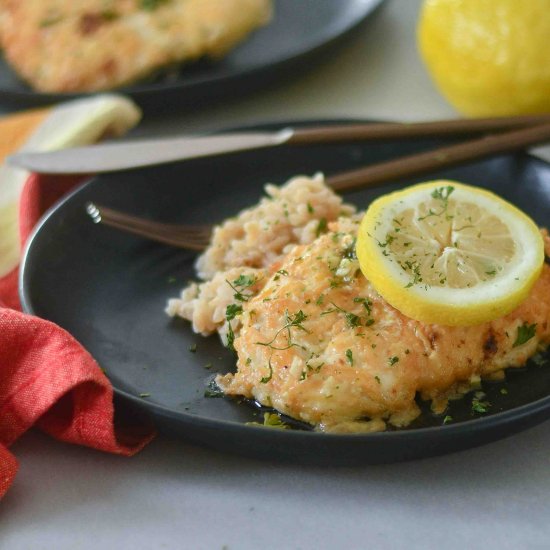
(0, 0, 384, 109)
(20, 119, 550, 465)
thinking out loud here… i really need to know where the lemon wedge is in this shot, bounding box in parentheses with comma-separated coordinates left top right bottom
(0, 95, 141, 278)
(356, 181, 544, 326)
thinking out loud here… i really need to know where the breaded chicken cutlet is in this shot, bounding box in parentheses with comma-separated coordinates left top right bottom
(0, 0, 272, 92)
(167, 175, 550, 433)
(217, 219, 550, 432)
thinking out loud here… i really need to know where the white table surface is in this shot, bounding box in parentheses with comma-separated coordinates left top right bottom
(2, 1, 549, 548)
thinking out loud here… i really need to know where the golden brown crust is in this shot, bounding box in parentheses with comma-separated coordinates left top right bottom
(218, 226, 550, 432)
(0, 0, 272, 92)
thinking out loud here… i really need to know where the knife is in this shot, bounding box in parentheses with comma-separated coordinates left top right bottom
(8, 115, 550, 174)
(7, 129, 294, 174)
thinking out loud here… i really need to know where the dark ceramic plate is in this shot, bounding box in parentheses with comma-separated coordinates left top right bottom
(20, 119, 550, 465)
(0, 0, 384, 108)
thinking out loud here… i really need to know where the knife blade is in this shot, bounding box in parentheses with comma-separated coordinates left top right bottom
(10, 115, 550, 174)
(7, 129, 294, 174)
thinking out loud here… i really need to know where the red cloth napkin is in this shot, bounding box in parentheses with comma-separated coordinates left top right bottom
(0, 173, 156, 499)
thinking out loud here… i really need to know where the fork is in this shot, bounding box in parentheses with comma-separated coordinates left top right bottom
(86, 203, 212, 251)
(86, 121, 550, 251)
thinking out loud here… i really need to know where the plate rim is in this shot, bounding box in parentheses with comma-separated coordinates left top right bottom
(18, 117, 550, 445)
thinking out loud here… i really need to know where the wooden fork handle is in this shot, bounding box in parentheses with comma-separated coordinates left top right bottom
(288, 114, 550, 144)
(326, 122, 550, 193)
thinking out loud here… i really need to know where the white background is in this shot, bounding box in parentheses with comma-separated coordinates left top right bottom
(2, 1, 549, 548)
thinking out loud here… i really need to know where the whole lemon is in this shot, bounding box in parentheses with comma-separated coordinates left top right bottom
(417, 0, 550, 117)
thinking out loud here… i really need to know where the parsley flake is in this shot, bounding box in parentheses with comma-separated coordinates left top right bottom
(140, 0, 170, 10)
(247, 412, 290, 429)
(260, 358, 273, 383)
(513, 322, 537, 347)
(226, 303, 243, 321)
(316, 217, 328, 237)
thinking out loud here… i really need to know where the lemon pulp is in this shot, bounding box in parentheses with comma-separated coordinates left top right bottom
(356, 181, 544, 326)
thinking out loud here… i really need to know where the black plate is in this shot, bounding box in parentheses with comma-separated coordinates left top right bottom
(0, 0, 384, 108)
(20, 119, 550, 465)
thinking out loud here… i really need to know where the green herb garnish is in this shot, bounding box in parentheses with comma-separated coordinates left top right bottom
(226, 274, 257, 302)
(226, 303, 243, 322)
(247, 412, 289, 429)
(471, 397, 490, 414)
(418, 185, 455, 221)
(316, 217, 328, 237)
(256, 310, 309, 350)
(321, 302, 362, 328)
(260, 358, 273, 383)
(140, 0, 170, 10)
(513, 322, 537, 347)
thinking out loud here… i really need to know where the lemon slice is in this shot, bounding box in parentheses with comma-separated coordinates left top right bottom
(356, 180, 544, 326)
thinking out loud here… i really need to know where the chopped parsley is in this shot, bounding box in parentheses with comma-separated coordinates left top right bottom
(256, 310, 309, 350)
(388, 356, 399, 366)
(321, 302, 362, 328)
(140, 0, 170, 10)
(226, 324, 236, 352)
(247, 412, 289, 429)
(226, 303, 243, 321)
(513, 322, 537, 347)
(354, 296, 372, 315)
(417, 185, 455, 221)
(345, 349, 353, 366)
(404, 261, 423, 288)
(443, 415, 453, 425)
(188, 344, 197, 353)
(226, 274, 257, 302)
(260, 358, 273, 383)
(471, 396, 490, 414)
(316, 217, 328, 237)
